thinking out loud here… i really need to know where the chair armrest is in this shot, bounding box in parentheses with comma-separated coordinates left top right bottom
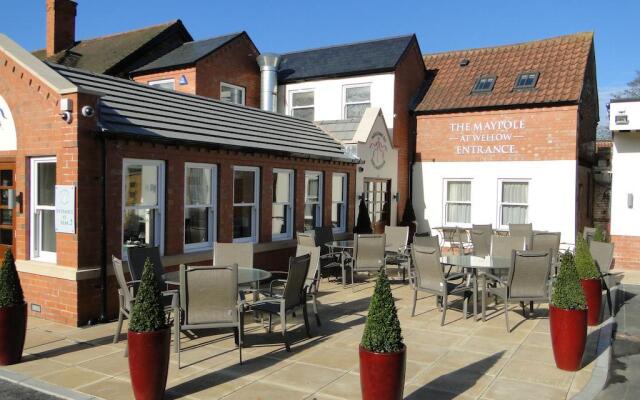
(269, 279, 287, 293)
(445, 272, 467, 282)
(482, 272, 505, 284)
(161, 289, 179, 309)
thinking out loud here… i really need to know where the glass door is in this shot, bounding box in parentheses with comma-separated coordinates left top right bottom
(0, 163, 15, 256)
(31, 158, 56, 263)
(363, 179, 391, 234)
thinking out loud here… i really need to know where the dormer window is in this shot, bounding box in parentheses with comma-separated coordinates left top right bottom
(472, 76, 496, 93)
(514, 72, 539, 89)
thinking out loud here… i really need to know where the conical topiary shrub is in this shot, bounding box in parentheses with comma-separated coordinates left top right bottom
(127, 257, 170, 400)
(575, 237, 599, 280)
(0, 249, 24, 308)
(0, 249, 27, 365)
(551, 251, 587, 311)
(354, 197, 373, 234)
(359, 268, 405, 399)
(575, 236, 603, 326)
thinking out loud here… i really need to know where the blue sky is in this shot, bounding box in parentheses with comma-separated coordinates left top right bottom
(2, 0, 639, 126)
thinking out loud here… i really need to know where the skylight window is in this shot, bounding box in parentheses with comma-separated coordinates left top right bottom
(472, 76, 496, 93)
(514, 72, 539, 89)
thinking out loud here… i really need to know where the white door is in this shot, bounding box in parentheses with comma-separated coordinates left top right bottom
(31, 157, 56, 263)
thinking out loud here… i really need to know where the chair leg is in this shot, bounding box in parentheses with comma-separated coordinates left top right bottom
(312, 294, 321, 326)
(520, 301, 527, 318)
(303, 303, 312, 338)
(268, 314, 273, 333)
(238, 309, 244, 365)
(463, 292, 469, 320)
(113, 309, 124, 344)
(281, 308, 290, 352)
(505, 300, 510, 333)
(351, 267, 355, 291)
(440, 294, 448, 326)
(529, 301, 534, 317)
(173, 308, 180, 353)
(411, 290, 417, 317)
(602, 279, 613, 317)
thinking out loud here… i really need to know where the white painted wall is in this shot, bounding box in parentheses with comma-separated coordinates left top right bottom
(610, 132, 640, 236)
(412, 160, 578, 244)
(277, 73, 396, 128)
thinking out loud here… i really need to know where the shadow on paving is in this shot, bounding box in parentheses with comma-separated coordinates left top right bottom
(405, 351, 505, 400)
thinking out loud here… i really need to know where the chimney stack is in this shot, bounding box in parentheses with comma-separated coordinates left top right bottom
(256, 53, 280, 113)
(46, 0, 77, 57)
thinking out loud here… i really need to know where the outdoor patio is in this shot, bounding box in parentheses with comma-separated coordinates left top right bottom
(0, 275, 604, 400)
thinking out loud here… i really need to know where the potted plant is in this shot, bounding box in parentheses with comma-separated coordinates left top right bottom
(398, 199, 417, 243)
(128, 258, 170, 400)
(359, 268, 405, 400)
(354, 197, 373, 234)
(0, 249, 27, 365)
(575, 236, 602, 326)
(550, 251, 587, 371)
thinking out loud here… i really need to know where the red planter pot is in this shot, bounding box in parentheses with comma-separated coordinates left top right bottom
(0, 303, 27, 366)
(549, 305, 587, 371)
(128, 328, 170, 400)
(580, 278, 602, 326)
(359, 345, 406, 400)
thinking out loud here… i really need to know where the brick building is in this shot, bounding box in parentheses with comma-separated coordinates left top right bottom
(412, 33, 599, 244)
(0, 33, 357, 326)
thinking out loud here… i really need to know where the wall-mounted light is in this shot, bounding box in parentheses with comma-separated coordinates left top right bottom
(628, 193, 634, 209)
(358, 166, 364, 172)
(393, 192, 400, 202)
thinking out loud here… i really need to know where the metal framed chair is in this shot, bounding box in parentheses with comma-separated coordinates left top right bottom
(250, 254, 312, 352)
(313, 226, 343, 279)
(413, 233, 440, 248)
(348, 234, 386, 290)
(384, 226, 410, 281)
(490, 235, 526, 258)
(214, 242, 254, 292)
(590, 241, 615, 316)
(470, 225, 492, 256)
(297, 232, 316, 247)
(509, 223, 533, 249)
(410, 245, 472, 325)
(483, 250, 552, 332)
(112, 256, 179, 355)
(177, 263, 244, 367)
(126, 246, 167, 289)
(532, 232, 561, 253)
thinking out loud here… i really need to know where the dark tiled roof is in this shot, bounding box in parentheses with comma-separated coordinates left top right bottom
(278, 35, 415, 83)
(49, 64, 355, 162)
(131, 32, 244, 74)
(33, 21, 192, 76)
(316, 119, 361, 142)
(415, 32, 594, 113)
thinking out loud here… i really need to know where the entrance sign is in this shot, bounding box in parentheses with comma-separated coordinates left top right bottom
(369, 131, 389, 169)
(0, 96, 17, 152)
(55, 185, 75, 234)
(449, 119, 525, 155)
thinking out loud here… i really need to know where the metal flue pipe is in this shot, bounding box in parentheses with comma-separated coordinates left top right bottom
(256, 53, 280, 112)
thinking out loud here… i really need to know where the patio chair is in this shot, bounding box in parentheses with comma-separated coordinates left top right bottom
(483, 250, 552, 332)
(126, 246, 167, 289)
(442, 227, 470, 254)
(177, 263, 245, 367)
(214, 242, 254, 292)
(590, 241, 615, 316)
(413, 233, 440, 248)
(490, 235, 526, 258)
(297, 232, 316, 247)
(384, 226, 410, 281)
(509, 223, 533, 249)
(347, 234, 386, 290)
(112, 256, 179, 355)
(249, 254, 312, 351)
(313, 226, 343, 279)
(470, 225, 492, 256)
(410, 245, 472, 325)
(532, 232, 561, 253)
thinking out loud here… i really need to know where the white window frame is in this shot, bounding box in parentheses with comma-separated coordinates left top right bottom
(289, 89, 315, 120)
(121, 159, 165, 258)
(272, 169, 294, 241)
(148, 78, 175, 90)
(304, 171, 323, 230)
(183, 163, 217, 253)
(331, 173, 348, 234)
(497, 179, 530, 229)
(443, 179, 472, 227)
(30, 156, 57, 263)
(220, 82, 246, 105)
(342, 83, 372, 119)
(233, 166, 260, 243)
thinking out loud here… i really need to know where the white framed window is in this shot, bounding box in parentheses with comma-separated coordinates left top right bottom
(290, 90, 314, 121)
(272, 169, 294, 241)
(220, 82, 246, 105)
(304, 171, 323, 231)
(233, 166, 259, 243)
(444, 180, 471, 225)
(343, 84, 371, 119)
(122, 159, 165, 257)
(148, 78, 175, 90)
(30, 157, 56, 263)
(499, 180, 529, 227)
(184, 163, 217, 252)
(331, 173, 347, 233)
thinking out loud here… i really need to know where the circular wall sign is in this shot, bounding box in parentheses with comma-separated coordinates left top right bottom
(369, 131, 388, 170)
(0, 95, 17, 152)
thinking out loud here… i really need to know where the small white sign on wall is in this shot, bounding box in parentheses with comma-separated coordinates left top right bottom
(55, 185, 75, 234)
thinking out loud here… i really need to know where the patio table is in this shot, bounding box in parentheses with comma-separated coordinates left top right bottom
(326, 240, 354, 288)
(162, 267, 271, 286)
(440, 255, 511, 321)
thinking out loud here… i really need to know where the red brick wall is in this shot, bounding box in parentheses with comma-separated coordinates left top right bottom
(611, 235, 640, 270)
(393, 40, 426, 219)
(131, 67, 196, 94)
(195, 34, 260, 107)
(46, 0, 76, 56)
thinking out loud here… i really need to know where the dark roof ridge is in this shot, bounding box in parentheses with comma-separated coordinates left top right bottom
(281, 33, 415, 56)
(77, 20, 182, 43)
(186, 31, 244, 45)
(423, 31, 593, 58)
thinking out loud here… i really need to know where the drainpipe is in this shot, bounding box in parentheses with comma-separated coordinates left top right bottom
(256, 53, 280, 112)
(98, 130, 108, 322)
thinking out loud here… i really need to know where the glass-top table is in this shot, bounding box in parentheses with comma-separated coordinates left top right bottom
(162, 267, 272, 286)
(326, 241, 355, 288)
